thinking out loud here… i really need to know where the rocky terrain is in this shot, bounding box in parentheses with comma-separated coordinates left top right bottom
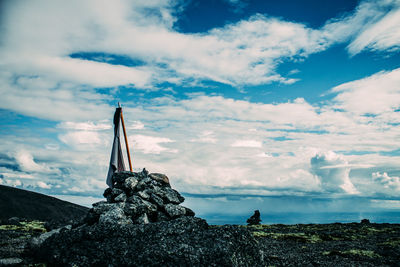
(1, 170, 399, 266)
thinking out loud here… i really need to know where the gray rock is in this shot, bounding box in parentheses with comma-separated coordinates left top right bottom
(156, 187, 184, 204)
(135, 213, 149, 224)
(137, 190, 150, 200)
(30, 225, 72, 249)
(150, 193, 164, 207)
(127, 195, 143, 205)
(183, 206, 195, 217)
(157, 211, 170, 222)
(125, 196, 156, 218)
(111, 188, 124, 197)
(149, 173, 170, 186)
(142, 199, 157, 213)
(114, 192, 127, 202)
(141, 168, 149, 177)
(123, 203, 142, 217)
(164, 203, 186, 218)
(103, 187, 112, 198)
(136, 177, 152, 191)
(123, 177, 138, 191)
(92, 201, 124, 214)
(99, 206, 132, 225)
(0, 258, 23, 265)
(112, 171, 136, 184)
(7, 217, 20, 226)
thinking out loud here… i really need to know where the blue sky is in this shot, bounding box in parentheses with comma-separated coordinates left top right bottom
(1, 0, 400, 223)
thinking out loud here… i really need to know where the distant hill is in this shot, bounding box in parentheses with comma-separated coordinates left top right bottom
(0, 185, 89, 223)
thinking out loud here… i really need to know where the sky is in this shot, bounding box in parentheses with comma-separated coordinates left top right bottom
(1, 0, 400, 224)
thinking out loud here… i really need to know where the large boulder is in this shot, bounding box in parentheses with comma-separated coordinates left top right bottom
(35, 217, 264, 266)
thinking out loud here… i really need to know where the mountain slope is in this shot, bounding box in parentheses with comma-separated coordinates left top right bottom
(0, 185, 89, 223)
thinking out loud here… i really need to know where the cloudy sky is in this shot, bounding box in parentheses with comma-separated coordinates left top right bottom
(1, 0, 400, 223)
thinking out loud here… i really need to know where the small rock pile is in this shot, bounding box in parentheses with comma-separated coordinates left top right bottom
(86, 169, 194, 225)
(247, 210, 262, 225)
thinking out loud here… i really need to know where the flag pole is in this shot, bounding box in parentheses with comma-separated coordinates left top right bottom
(119, 104, 133, 172)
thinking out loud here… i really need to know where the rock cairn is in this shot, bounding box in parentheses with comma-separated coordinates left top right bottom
(86, 169, 194, 225)
(246, 210, 261, 225)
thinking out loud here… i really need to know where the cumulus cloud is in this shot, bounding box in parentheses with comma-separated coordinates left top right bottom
(310, 151, 358, 194)
(372, 172, 400, 194)
(14, 150, 58, 174)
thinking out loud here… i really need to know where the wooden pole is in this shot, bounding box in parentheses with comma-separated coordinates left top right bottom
(120, 108, 133, 172)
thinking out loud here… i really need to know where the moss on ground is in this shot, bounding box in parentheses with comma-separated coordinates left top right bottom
(322, 249, 381, 258)
(0, 220, 46, 233)
(379, 238, 400, 247)
(252, 231, 322, 243)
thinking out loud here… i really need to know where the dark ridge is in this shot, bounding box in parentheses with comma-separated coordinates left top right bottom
(0, 185, 89, 223)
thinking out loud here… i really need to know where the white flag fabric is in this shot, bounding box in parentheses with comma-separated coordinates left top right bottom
(106, 107, 126, 188)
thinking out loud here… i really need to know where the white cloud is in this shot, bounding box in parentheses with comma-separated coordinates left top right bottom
(58, 121, 111, 131)
(347, 1, 400, 55)
(0, 71, 111, 121)
(0, 179, 22, 187)
(37, 181, 52, 189)
(372, 172, 400, 193)
(59, 131, 104, 147)
(191, 131, 217, 144)
(128, 121, 145, 130)
(310, 151, 358, 194)
(331, 68, 400, 116)
(14, 150, 58, 174)
(231, 140, 262, 148)
(131, 134, 177, 154)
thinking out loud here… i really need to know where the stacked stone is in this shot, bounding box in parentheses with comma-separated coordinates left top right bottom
(86, 169, 194, 225)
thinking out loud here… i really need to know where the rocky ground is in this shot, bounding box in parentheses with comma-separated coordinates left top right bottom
(1, 217, 400, 266)
(247, 221, 400, 266)
(1, 170, 399, 266)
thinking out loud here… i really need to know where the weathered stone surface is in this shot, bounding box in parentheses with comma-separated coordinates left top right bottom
(99, 206, 132, 225)
(135, 213, 149, 224)
(123, 177, 138, 191)
(156, 187, 184, 204)
(136, 177, 152, 191)
(149, 173, 170, 185)
(137, 190, 150, 200)
(183, 206, 195, 217)
(36, 217, 264, 266)
(114, 192, 127, 202)
(150, 193, 164, 207)
(30, 225, 72, 249)
(102, 187, 112, 198)
(165, 204, 186, 218)
(7, 217, 20, 226)
(111, 188, 124, 197)
(92, 201, 125, 215)
(0, 258, 23, 265)
(112, 171, 136, 184)
(157, 211, 170, 222)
